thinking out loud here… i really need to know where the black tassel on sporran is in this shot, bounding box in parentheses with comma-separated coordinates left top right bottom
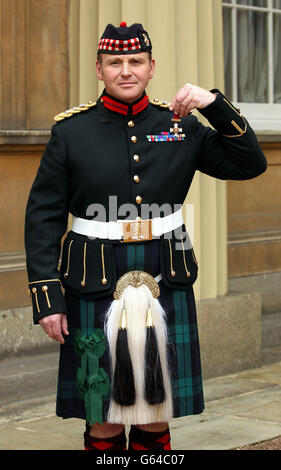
(144, 307, 166, 405)
(112, 308, 136, 406)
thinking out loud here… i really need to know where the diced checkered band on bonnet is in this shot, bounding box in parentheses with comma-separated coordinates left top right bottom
(98, 21, 152, 55)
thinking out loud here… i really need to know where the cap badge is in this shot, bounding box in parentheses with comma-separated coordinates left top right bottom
(142, 33, 150, 47)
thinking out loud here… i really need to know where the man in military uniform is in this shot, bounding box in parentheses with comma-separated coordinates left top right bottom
(25, 22, 267, 451)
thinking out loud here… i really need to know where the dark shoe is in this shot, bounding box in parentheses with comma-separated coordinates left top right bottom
(128, 425, 171, 450)
(84, 424, 127, 450)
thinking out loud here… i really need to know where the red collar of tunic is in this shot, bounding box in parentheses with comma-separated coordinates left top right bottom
(100, 90, 149, 116)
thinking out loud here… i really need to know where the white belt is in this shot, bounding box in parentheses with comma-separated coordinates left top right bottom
(71, 208, 184, 242)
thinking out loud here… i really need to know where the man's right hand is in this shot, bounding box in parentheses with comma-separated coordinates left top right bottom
(39, 313, 69, 344)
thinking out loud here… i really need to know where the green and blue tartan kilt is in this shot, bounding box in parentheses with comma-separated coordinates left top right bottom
(56, 239, 205, 422)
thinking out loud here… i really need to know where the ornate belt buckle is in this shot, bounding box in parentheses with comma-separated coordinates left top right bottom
(120, 219, 152, 243)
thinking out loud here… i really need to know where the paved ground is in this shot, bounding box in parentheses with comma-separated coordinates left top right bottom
(0, 346, 280, 450)
(236, 435, 281, 450)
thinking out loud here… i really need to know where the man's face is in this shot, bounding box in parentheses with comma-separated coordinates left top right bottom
(96, 52, 155, 103)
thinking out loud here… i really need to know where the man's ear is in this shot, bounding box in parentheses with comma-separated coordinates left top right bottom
(96, 60, 103, 81)
(149, 58, 155, 80)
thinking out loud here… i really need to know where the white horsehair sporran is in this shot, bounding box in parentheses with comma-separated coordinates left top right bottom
(104, 270, 173, 425)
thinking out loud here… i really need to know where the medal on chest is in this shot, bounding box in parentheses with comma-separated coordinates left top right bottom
(146, 113, 186, 142)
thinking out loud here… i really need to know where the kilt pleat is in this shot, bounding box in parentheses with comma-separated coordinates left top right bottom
(56, 239, 205, 422)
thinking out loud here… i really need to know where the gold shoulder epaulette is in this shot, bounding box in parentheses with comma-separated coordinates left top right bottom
(150, 98, 171, 109)
(54, 100, 97, 122)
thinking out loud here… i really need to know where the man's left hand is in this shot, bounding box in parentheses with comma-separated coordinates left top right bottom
(170, 83, 216, 118)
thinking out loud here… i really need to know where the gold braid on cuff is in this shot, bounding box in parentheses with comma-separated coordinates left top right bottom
(222, 117, 247, 138)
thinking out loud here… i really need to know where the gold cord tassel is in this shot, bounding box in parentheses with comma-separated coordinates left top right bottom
(180, 235, 190, 277)
(101, 243, 107, 285)
(64, 239, 73, 278)
(81, 242, 87, 287)
(32, 287, 40, 313)
(42, 285, 51, 308)
(192, 248, 198, 266)
(168, 239, 176, 277)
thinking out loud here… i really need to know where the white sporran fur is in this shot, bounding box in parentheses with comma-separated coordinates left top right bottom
(104, 283, 173, 425)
